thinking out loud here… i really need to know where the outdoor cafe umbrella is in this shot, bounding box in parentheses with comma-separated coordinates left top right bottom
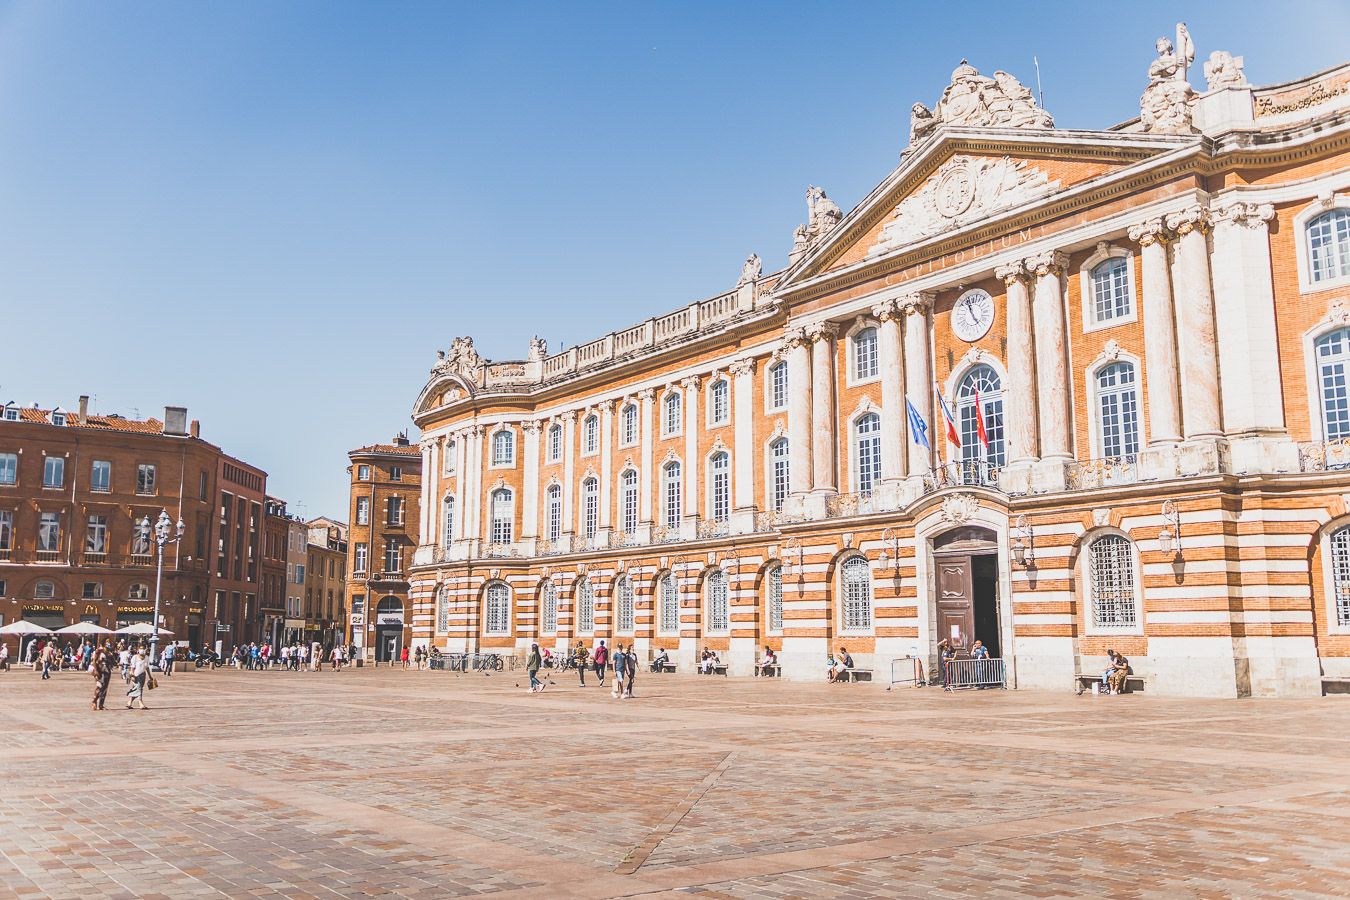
(113, 623, 173, 636)
(0, 621, 54, 636)
(56, 622, 114, 636)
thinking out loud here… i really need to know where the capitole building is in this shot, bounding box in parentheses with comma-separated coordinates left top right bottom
(405, 26, 1350, 697)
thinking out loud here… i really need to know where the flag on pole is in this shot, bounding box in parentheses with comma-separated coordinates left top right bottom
(935, 386, 961, 449)
(973, 388, 990, 450)
(905, 398, 930, 451)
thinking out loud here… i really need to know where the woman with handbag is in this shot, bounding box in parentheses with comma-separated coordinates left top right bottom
(125, 648, 150, 710)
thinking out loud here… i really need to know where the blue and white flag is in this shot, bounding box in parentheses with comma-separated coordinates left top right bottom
(905, 398, 931, 451)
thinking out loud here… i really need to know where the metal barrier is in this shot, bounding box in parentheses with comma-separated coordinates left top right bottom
(886, 656, 925, 691)
(943, 657, 1006, 691)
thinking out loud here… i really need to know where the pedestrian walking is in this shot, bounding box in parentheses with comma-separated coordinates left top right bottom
(161, 643, 175, 677)
(624, 644, 637, 698)
(593, 640, 608, 687)
(40, 641, 55, 680)
(400, 645, 410, 669)
(574, 641, 589, 686)
(527, 643, 546, 692)
(125, 649, 150, 710)
(91, 642, 112, 710)
(611, 644, 626, 699)
(0, 641, 8, 672)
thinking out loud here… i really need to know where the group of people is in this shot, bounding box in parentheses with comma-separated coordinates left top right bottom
(393, 645, 433, 668)
(826, 647, 855, 682)
(1100, 649, 1132, 694)
(219, 641, 355, 671)
(524, 639, 640, 698)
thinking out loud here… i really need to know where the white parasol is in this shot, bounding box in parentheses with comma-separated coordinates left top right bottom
(113, 623, 174, 636)
(56, 622, 114, 635)
(0, 621, 55, 635)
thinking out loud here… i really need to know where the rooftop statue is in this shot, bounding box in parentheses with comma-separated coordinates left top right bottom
(1140, 23, 1198, 134)
(907, 60, 1053, 149)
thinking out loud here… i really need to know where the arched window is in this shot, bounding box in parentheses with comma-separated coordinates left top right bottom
(485, 582, 510, 635)
(582, 415, 599, 455)
(662, 392, 682, 435)
(577, 578, 595, 632)
(956, 365, 1005, 477)
(1097, 362, 1140, 459)
(1088, 535, 1138, 629)
(853, 327, 879, 380)
(547, 424, 563, 462)
(709, 379, 730, 426)
(664, 461, 682, 528)
(770, 438, 790, 512)
(490, 489, 514, 544)
(705, 568, 728, 632)
(1090, 257, 1132, 323)
(441, 496, 455, 547)
(708, 451, 730, 522)
(768, 361, 788, 411)
(581, 477, 599, 538)
(659, 573, 679, 633)
(854, 414, 881, 495)
(840, 556, 873, 631)
(1308, 209, 1350, 283)
(616, 576, 635, 632)
(435, 584, 449, 634)
(620, 469, 638, 533)
(541, 580, 558, 633)
(1316, 328, 1350, 441)
(621, 403, 638, 445)
(35, 580, 55, 600)
(545, 484, 562, 541)
(491, 429, 515, 466)
(766, 564, 783, 632)
(1329, 526, 1350, 627)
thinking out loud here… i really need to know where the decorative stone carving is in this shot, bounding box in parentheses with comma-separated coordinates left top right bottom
(1140, 24, 1197, 134)
(995, 261, 1027, 285)
(637, 387, 657, 402)
(899, 292, 933, 317)
(1165, 205, 1211, 235)
(782, 324, 809, 350)
(1026, 249, 1069, 277)
(1212, 200, 1275, 229)
(1092, 508, 1111, 527)
(680, 374, 701, 391)
(805, 321, 838, 343)
(1127, 217, 1169, 247)
(527, 336, 548, 361)
(737, 253, 762, 287)
(907, 60, 1054, 149)
(432, 336, 484, 378)
(1203, 50, 1246, 90)
(790, 186, 844, 261)
(727, 356, 756, 377)
(873, 156, 1059, 252)
(1101, 339, 1123, 362)
(939, 493, 980, 525)
(1328, 297, 1350, 326)
(871, 298, 902, 322)
(958, 347, 988, 369)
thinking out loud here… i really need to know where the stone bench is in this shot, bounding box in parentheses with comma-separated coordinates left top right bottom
(698, 663, 728, 676)
(651, 661, 677, 673)
(838, 667, 872, 683)
(1321, 676, 1350, 695)
(756, 663, 782, 677)
(1074, 672, 1147, 695)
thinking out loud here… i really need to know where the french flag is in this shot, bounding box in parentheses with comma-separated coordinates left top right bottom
(936, 386, 961, 449)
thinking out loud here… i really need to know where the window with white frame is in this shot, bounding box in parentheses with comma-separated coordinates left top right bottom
(51, 411, 66, 426)
(0, 453, 15, 485)
(709, 380, 730, 426)
(384, 541, 402, 573)
(1097, 361, 1140, 459)
(85, 515, 108, 555)
(353, 542, 368, 574)
(435, 585, 449, 634)
(541, 580, 558, 632)
(490, 488, 514, 543)
(547, 424, 563, 462)
(616, 576, 634, 632)
(491, 429, 515, 466)
(956, 365, 1006, 474)
(854, 414, 882, 495)
(853, 327, 879, 380)
(705, 569, 728, 632)
(1330, 526, 1350, 628)
(386, 495, 404, 525)
(664, 461, 682, 528)
(582, 415, 599, 455)
(767, 564, 783, 632)
(621, 469, 638, 533)
(90, 460, 111, 492)
(38, 512, 60, 552)
(43, 456, 64, 489)
(1316, 328, 1350, 441)
(582, 477, 599, 538)
(662, 392, 681, 435)
(770, 438, 790, 512)
(1308, 209, 1350, 284)
(442, 496, 455, 546)
(485, 582, 510, 634)
(577, 578, 595, 631)
(0, 510, 11, 551)
(546, 484, 562, 541)
(135, 463, 155, 495)
(840, 556, 873, 630)
(707, 451, 730, 522)
(1090, 257, 1133, 323)
(621, 404, 638, 445)
(767, 360, 788, 412)
(390, 465, 402, 481)
(660, 573, 678, 633)
(2, 406, 16, 421)
(357, 464, 370, 481)
(35, 580, 55, 599)
(1089, 535, 1138, 628)
(129, 582, 150, 599)
(356, 496, 369, 525)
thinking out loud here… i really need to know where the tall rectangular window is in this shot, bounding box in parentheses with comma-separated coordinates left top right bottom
(541, 581, 557, 633)
(356, 496, 370, 525)
(621, 470, 638, 533)
(390, 466, 402, 481)
(621, 405, 638, 445)
(136, 464, 156, 495)
(660, 576, 679, 633)
(386, 496, 404, 526)
(384, 541, 402, 573)
(769, 362, 788, 411)
(43, 456, 64, 489)
(0, 453, 16, 485)
(664, 463, 682, 529)
(546, 486, 562, 541)
(85, 515, 108, 555)
(90, 460, 111, 492)
(353, 543, 368, 574)
(771, 439, 790, 512)
(548, 425, 562, 462)
(853, 328, 879, 380)
(709, 380, 729, 426)
(38, 512, 60, 552)
(490, 489, 514, 544)
(442, 497, 455, 547)
(768, 565, 783, 632)
(582, 479, 599, 539)
(709, 452, 730, 522)
(357, 465, 371, 481)
(0, 510, 11, 551)
(663, 392, 681, 436)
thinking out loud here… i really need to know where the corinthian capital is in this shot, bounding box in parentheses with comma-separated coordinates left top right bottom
(596, 398, 615, 414)
(993, 261, 1027, 286)
(870, 298, 902, 322)
(1164, 204, 1211, 236)
(1127, 217, 1169, 247)
(636, 387, 657, 403)
(899, 291, 933, 317)
(728, 356, 757, 378)
(522, 419, 542, 435)
(1025, 249, 1070, 278)
(680, 374, 701, 391)
(782, 324, 809, 350)
(1212, 200, 1275, 230)
(805, 320, 839, 343)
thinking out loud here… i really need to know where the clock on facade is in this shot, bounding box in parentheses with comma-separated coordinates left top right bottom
(951, 288, 995, 342)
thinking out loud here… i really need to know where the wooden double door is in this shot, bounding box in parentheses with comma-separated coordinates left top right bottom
(933, 550, 1001, 657)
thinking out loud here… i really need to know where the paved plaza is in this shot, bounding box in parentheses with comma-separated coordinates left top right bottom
(0, 666, 1348, 898)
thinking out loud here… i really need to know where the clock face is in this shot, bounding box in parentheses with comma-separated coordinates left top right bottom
(951, 288, 995, 343)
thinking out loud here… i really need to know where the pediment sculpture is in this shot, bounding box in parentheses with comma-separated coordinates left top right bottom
(737, 253, 762, 287)
(871, 155, 1060, 253)
(789, 186, 844, 264)
(908, 60, 1053, 148)
(1140, 23, 1198, 134)
(432, 335, 485, 378)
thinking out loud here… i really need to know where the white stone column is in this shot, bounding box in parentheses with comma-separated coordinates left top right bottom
(452, 430, 468, 544)
(997, 262, 1039, 465)
(808, 321, 838, 495)
(464, 426, 484, 549)
(418, 440, 434, 546)
(637, 389, 656, 535)
(902, 294, 934, 479)
(598, 400, 615, 536)
(785, 327, 813, 504)
(729, 356, 757, 532)
(1128, 218, 1183, 447)
(1028, 250, 1072, 462)
(1166, 205, 1223, 441)
(872, 299, 907, 485)
(561, 412, 577, 543)
(521, 421, 541, 544)
(681, 376, 701, 539)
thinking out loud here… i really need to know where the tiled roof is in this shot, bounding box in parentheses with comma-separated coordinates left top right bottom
(350, 443, 420, 457)
(7, 406, 168, 434)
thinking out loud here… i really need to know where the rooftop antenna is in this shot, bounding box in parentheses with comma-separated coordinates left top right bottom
(1033, 55, 1044, 109)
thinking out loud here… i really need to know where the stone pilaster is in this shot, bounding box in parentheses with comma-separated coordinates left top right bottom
(729, 357, 757, 533)
(520, 421, 541, 548)
(1027, 251, 1072, 492)
(784, 326, 813, 512)
(681, 376, 701, 540)
(561, 412, 577, 542)
(1166, 205, 1224, 442)
(873, 299, 907, 488)
(807, 321, 838, 515)
(598, 399, 615, 539)
(901, 293, 934, 488)
(637, 388, 656, 541)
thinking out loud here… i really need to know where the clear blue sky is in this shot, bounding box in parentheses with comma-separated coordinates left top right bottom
(2, 1, 1346, 519)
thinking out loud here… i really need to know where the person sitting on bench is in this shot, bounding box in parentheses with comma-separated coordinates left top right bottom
(1101, 649, 1120, 689)
(651, 648, 669, 673)
(826, 653, 841, 682)
(838, 647, 855, 672)
(758, 646, 777, 676)
(699, 649, 721, 674)
(1107, 652, 1130, 695)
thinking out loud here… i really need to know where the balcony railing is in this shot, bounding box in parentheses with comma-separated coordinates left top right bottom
(651, 525, 684, 545)
(697, 519, 730, 539)
(0, 548, 10, 562)
(483, 544, 519, 559)
(1299, 439, 1350, 472)
(825, 491, 888, 519)
(1067, 456, 1140, 490)
(924, 460, 1001, 493)
(84, 551, 108, 565)
(129, 553, 153, 567)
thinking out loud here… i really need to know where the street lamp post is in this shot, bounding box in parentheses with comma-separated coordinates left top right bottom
(139, 510, 185, 666)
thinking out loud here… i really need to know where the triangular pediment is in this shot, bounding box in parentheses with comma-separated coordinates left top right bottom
(777, 128, 1197, 290)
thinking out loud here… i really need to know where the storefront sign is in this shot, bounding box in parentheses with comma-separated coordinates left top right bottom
(216, 623, 231, 633)
(119, 605, 154, 614)
(376, 613, 403, 625)
(23, 604, 65, 614)
(350, 613, 364, 626)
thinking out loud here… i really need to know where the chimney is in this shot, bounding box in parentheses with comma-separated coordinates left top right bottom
(164, 406, 188, 436)
(393, 431, 409, 447)
(78, 395, 89, 423)
(190, 419, 200, 438)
